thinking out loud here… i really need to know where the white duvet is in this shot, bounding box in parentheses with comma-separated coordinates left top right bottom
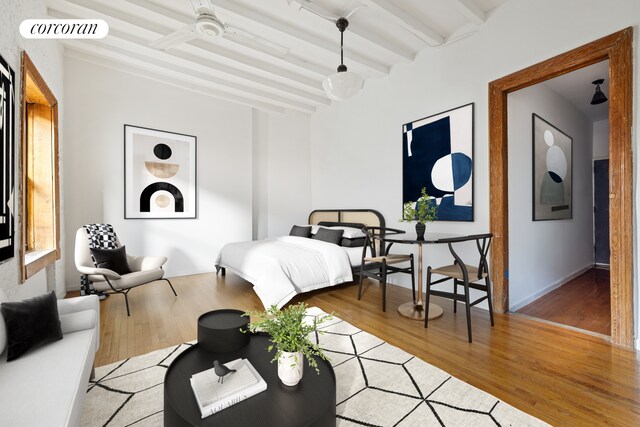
(215, 236, 353, 309)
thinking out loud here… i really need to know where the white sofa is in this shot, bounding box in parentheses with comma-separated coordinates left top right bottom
(0, 292, 100, 427)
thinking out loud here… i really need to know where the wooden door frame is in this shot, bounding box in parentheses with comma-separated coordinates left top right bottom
(488, 28, 633, 347)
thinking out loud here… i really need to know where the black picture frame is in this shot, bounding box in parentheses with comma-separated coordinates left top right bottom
(0, 53, 15, 262)
(402, 102, 474, 222)
(124, 124, 197, 219)
(532, 113, 573, 221)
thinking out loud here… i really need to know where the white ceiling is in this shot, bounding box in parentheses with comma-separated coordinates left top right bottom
(542, 60, 609, 122)
(47, 0, 508, 113)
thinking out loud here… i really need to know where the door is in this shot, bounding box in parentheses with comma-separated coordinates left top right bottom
(594, 159, 610, 265)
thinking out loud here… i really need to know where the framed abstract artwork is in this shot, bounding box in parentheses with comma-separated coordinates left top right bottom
(532, 114, 572, 221)
(402, 103, 474, 222)
(0, 53, 15, 262)
(124, 125, 197, 219)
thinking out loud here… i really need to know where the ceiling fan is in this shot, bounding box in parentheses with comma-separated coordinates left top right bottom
(149, 0, 288, 57)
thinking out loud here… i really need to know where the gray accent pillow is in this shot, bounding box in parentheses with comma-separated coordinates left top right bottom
(290, 225, 312, 238)
(313, 227, 344, 245)
(1, 291, 63, 361)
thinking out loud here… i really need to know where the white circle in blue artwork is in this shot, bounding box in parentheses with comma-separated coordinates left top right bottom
(431, 153, 472, 192)
(544, 129, 554, 146)
(546, 145, 567, 181)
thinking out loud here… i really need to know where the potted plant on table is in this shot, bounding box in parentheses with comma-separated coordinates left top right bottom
(243, 302, 332, 387)
(400, 187, 438, 240)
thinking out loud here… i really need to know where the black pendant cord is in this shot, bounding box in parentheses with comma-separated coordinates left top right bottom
(336, 17, 349, 73)
(340, 30, 344, 67)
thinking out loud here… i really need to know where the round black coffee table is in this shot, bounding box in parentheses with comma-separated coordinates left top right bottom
(164, 332, 336, 426)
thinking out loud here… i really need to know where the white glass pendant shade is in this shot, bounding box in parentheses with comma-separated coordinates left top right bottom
(322, 71, 363, 101)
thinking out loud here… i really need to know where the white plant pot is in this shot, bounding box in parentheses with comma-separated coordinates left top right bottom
(278, 351, 304, 386)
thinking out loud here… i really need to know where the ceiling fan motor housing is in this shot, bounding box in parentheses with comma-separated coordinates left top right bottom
(196, 13, 225, 37)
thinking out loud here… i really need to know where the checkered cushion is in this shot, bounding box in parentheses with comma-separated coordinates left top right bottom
(84, 224, 119, 250)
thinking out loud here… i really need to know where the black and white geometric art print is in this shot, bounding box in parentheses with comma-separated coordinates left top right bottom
(403, 103, 474, 221)
(124, 125, 196, 219)
(532, 114, 572, 221)
(0, 53, 15, 262)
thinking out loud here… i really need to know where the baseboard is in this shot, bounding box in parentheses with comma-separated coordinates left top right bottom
(636, 337, 640, 351)
(509, 264, 594, 312)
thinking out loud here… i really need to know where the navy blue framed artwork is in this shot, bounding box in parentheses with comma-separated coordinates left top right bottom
(124, 125, 197, 219)
(532, 114, 572, 221)
(402, 103, 474, 222)
(0, 53, 15, 262)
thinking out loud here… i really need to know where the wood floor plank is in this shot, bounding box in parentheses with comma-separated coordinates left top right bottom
(72, 273, 640, 426)
(517, 267, 611, 335)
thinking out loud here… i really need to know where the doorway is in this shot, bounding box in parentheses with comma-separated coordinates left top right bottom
(488, 28, 633, 347)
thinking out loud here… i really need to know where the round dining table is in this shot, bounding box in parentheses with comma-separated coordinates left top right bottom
(381, 232, 463, 321)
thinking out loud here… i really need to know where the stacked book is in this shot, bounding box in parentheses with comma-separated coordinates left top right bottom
(190, 358, 267, 418)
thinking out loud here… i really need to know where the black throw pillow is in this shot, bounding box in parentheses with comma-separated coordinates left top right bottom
(340, 237, 366, 247)
(90, 245, 132, 274)
(1, 291, 63, 361)
(312, 227, 344, 245)
(290, 225, 312, 238)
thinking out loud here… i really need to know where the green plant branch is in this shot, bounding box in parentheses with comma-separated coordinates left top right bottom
(400, 187, 438, 224)
(243, 302, 333, 374)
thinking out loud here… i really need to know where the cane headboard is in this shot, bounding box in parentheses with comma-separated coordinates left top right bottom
(308, 209, 385, 229)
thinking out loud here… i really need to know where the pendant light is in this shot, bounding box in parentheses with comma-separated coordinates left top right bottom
(322, 17, 363, 101)
(590, 78, 608, 105)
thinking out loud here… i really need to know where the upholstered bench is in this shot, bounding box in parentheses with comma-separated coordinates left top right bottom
(0, 292, 100, 427)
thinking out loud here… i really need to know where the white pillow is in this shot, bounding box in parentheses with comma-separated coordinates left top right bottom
(327, 226, 366, 239)
(306, 225, 366, 239)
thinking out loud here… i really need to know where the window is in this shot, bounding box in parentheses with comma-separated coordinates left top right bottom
(20, 52, 60, 282)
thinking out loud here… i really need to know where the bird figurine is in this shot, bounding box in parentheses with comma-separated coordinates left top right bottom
(213, 360, 237, 384)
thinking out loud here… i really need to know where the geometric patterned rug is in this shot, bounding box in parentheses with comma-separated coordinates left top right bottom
(81, 308, 549, 426)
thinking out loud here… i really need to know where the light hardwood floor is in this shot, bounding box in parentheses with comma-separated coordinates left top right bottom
(81, 273, 640, 426)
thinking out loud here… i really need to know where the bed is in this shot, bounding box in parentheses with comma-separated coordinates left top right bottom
(215, 209, 385, 309)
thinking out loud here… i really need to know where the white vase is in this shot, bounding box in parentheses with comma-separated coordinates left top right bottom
(278, 351, 304, 386)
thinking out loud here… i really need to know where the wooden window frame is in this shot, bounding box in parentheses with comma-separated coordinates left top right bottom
(19, 52, 61, 282)
(488, 28, 633, 347)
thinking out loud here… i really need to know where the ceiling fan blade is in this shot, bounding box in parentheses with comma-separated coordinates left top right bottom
(290, 0, 365, 22)
(345, 4, 366, 19)
(224, 26, 289, 58)
(149, 24, 197, 50)
(188, 0, 214, 15)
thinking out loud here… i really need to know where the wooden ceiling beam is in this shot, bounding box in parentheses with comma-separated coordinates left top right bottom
(451, 0, 486, 26)
(62, 0, 328, 89)
(65, 39, 317, 113)
(64, 47, 287, 114)
(48, 7, 330, 106)
(289, 0, 414, 61)
(359, 0, 444, 46)
(126, 0, 390, 76)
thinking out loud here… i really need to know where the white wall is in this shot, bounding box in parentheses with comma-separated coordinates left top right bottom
(0, 0, 66, 300)
(507, 84, 593, 310)
(593, 119, 610, 159)
(309, 0, 640, 346)
(251, 109, 311, 240)
(266, 111, 311, 237)
(63, 57, 253, 285)
(63, 57, 312, 288)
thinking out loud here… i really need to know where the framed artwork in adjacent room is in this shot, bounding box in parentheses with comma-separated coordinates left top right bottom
(532, 114, 572, 221)
(402, 103, 474, 221)
(124, 125, 197, 219)
(0, 53, 15, 262)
